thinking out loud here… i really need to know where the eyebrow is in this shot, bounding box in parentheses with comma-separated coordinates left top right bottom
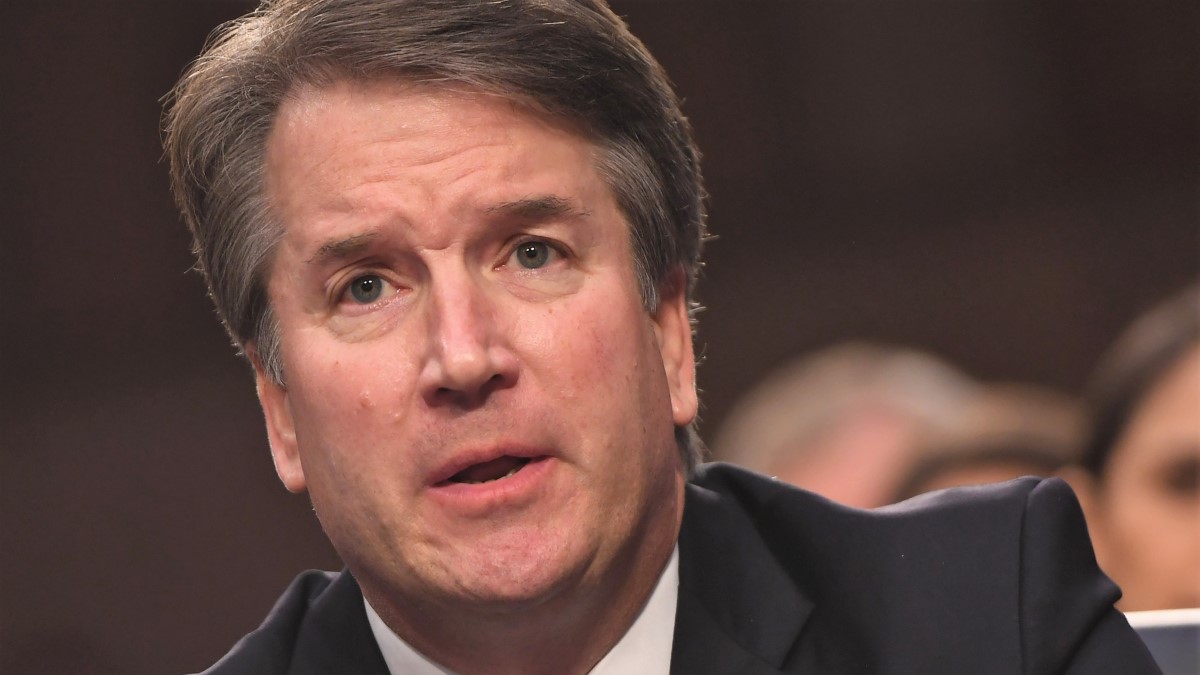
(305, 232, 380, 266)
(485, 195, 592, 222)
(302, 196, 589, 266)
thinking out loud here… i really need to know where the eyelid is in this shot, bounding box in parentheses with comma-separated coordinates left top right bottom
(503, 236, 569, 267)
(332, 268, 401, 309)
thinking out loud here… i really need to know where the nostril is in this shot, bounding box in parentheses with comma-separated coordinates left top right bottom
(421, 335, 518, 409)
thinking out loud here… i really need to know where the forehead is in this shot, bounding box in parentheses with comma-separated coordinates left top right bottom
(1130, 345, 1200, 427)
(264, 77, 611, 220)
(258, 78, 644, 285)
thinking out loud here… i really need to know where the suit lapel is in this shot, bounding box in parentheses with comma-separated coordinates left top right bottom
(288, 571, 391, 675)
(279, 478, 815, 674)
(671, 481, 815, 674)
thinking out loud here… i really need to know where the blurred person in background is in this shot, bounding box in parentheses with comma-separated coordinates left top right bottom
(890, 383, 1082, 502)
(712, 342, 977, 508)
(1068, 283, 1200, 612)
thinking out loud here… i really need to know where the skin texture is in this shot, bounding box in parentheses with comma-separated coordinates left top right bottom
(255, 79, 698, 674)
(1088, 344, 1200, 611)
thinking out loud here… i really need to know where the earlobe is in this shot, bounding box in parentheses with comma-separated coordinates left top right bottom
(653, 270, 699, 427)
(251, 347, 307, 493)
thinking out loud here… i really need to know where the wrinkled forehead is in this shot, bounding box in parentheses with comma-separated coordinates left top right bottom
(260, 77, 636, 265)
(258, 75, 637, 252)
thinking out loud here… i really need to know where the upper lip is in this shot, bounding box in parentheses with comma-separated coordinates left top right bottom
(427, 444, 552, 486)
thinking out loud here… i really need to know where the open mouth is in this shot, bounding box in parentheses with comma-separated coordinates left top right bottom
(444, 456, 533, 485)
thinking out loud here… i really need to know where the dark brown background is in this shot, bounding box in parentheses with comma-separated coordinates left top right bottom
(2, 1, 1195, 672)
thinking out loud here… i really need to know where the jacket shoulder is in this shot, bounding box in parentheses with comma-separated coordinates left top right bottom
(194, 570, 338, 675)
(687, 463, 1159, 674)
(690, 461, 1045, 581)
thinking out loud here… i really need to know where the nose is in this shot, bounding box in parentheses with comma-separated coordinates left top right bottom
(418, 269, 518, 409)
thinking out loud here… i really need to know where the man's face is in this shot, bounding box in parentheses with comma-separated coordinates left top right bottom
(256, 79, 697, 621)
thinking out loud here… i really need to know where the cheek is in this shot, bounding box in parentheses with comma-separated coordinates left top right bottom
(526, 294, 635, 381)
(295, 361, 372, 420)
(523, 294, 664, 435)
(286, 344, 416, 462)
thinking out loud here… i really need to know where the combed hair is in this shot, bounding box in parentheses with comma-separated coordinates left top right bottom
(163, 0, 707, 469)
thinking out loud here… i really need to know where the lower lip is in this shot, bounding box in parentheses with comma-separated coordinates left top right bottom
(427, 456, 556, 516)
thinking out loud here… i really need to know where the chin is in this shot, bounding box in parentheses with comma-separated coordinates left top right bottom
(421, 523, 597, 610)
(444, 557, 586, 615)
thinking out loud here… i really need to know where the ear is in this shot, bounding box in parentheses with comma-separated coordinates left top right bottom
(651, 269, 698, 427)
(249, 345, 307, 493)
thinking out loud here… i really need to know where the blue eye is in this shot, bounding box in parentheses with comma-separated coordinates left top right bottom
(348, 275, 383, 303)
(515, 241, 551, 269)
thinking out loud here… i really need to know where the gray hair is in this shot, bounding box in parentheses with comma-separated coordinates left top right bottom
(163, 0, 707, 470)
(713, 343, 978, 474)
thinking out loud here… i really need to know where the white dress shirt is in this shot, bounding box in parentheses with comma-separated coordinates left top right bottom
(365, 546, 680, 675)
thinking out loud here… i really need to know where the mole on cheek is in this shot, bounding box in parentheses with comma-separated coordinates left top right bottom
(358, 391, 374, 410)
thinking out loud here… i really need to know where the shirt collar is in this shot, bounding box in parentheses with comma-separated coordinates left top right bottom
(364, 545, 680, 675)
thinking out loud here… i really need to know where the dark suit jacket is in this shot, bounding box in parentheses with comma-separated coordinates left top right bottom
(196, 463, 1160, 674)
